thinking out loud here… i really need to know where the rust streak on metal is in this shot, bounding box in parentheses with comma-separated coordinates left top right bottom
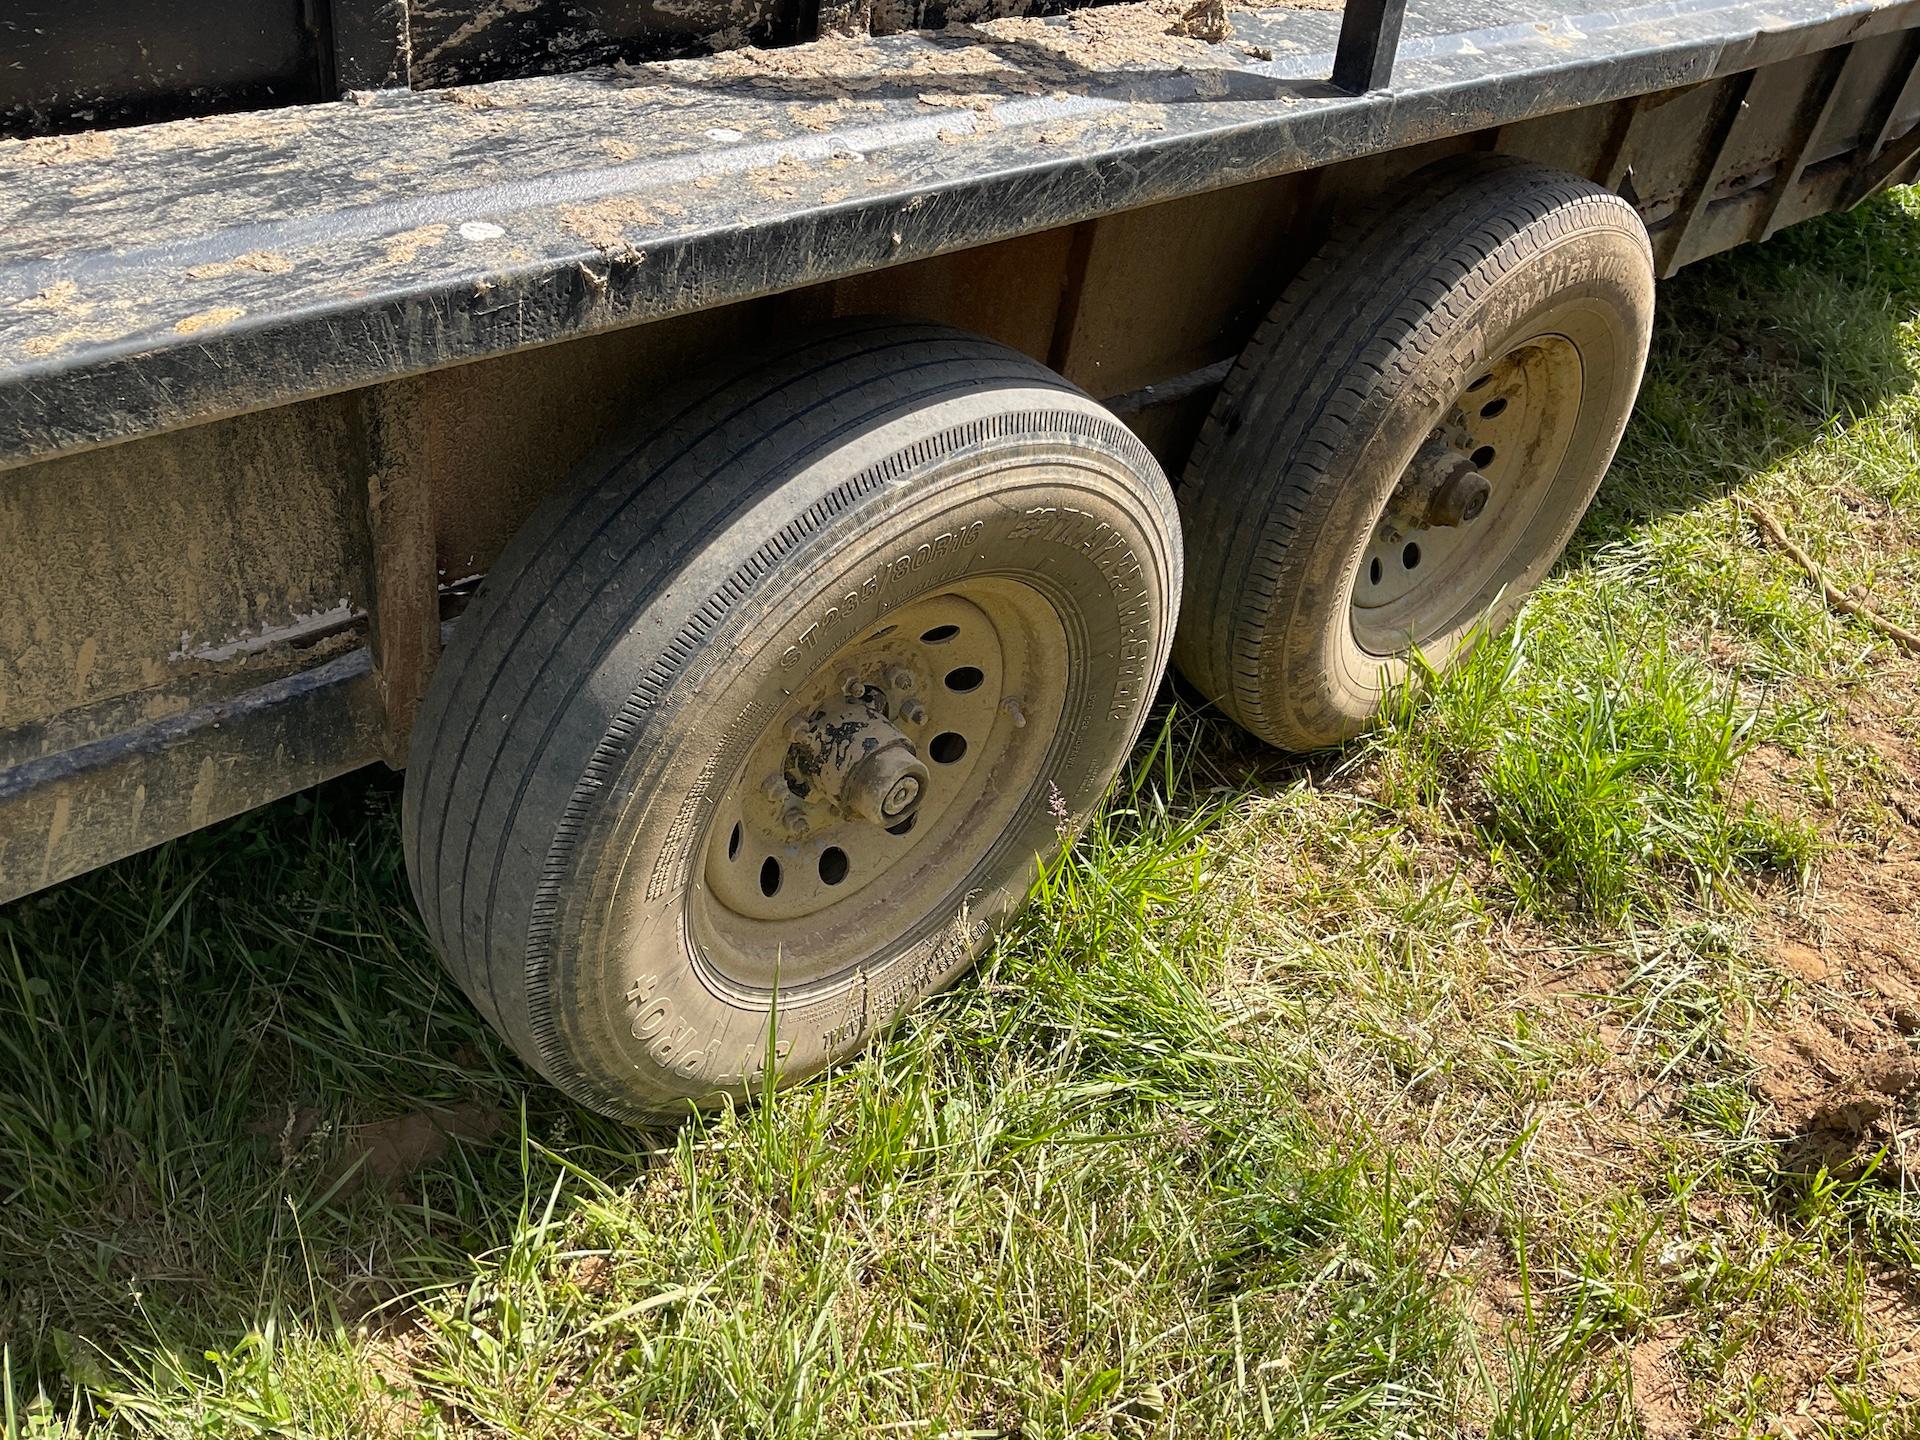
(1661, 69, 1756, 276)
(355, 379, 440, 765)
(1757, 43, 1856, 241)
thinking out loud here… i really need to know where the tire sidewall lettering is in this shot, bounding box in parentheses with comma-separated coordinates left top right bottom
(779, 520, 986, 671)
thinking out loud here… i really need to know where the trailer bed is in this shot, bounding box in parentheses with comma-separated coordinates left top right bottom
(5, 0, 1919, 467)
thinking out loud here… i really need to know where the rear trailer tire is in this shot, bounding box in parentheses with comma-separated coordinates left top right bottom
(402, 321, 1181, 1120)
(1173, 157, 1655, 751)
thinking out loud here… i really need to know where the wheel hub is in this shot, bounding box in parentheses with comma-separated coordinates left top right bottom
(1350, 336, 1583, 653)
(1382, 434, 1492, 536)
(701, 590, 1022, 928)
(784, 694, 932, 828)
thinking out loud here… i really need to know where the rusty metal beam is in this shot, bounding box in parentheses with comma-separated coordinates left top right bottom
(1594, 92, 1652, 198)
(1044, 220, 1101, 377)
(1847, 113, 1920, 205)
(1868, 30, 1920, 158)
(0, 648, 383, 905)
(1661, 69, 1757, 276)
(353, 380, 440, 766)
(1844, 31, 1920, 206)
(1757, 44, 1858, 240)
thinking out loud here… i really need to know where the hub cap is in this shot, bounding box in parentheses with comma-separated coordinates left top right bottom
(1351, 335, 1584, 654)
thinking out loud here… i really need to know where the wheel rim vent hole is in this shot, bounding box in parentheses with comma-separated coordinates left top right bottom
(759, 857, 782, 897)
(728, 822, 742, 860)
(944, 665, 984, 693)
(818, 847, 849, 886)
(929, 731, 967, 764)
(921, 624, 959, 644)
(887, 813, 917, 836)
(1402, 542, 1422, 570)
(1471, 445, 1496, 468)
(1369, 557, 1383, 586)
(1466, 374, 1493, 392)
(1479, 397, 1508, 419)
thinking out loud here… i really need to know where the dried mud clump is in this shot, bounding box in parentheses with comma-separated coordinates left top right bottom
(1173, 0, 1231, 42)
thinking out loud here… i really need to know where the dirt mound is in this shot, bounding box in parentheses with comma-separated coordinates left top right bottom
(251, 1099, 506, 1195)
(1749, 711, 1920, 1179)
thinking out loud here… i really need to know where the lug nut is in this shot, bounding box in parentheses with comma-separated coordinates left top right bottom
(887, 667, 916, 693)
(761, 772, 788, 802)
(899, 699, 927, 726)
(839, 671, 865, 698)
(780, 801, 809, 839)
(785, 714, 812, 743)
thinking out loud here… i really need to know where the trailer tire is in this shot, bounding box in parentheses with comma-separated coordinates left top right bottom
(1174, 156, 1654, 751)
(402, 320, 1180, 1121)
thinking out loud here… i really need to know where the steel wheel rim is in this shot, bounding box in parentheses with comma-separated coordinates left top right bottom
(691, 579, 1070, 993)
(1350, 333, 1585, 655)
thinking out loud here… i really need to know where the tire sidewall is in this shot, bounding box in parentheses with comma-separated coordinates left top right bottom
(1280, 224, 1652, 741)
(529, 392, 1178, 1116)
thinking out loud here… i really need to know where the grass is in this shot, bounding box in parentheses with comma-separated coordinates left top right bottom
(5, 191, 1920, 1437)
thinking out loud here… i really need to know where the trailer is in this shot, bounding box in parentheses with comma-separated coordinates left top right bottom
(4, 0, 1917, 1117)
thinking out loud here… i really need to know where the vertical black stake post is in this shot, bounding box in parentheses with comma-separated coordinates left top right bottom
(327, 0, 412, 92)
(1331, 0, 1407, 95)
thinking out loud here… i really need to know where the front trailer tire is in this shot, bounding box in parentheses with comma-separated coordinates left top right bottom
(403, 321, 1181, 1120)
(1174, 157, 1656, 752)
